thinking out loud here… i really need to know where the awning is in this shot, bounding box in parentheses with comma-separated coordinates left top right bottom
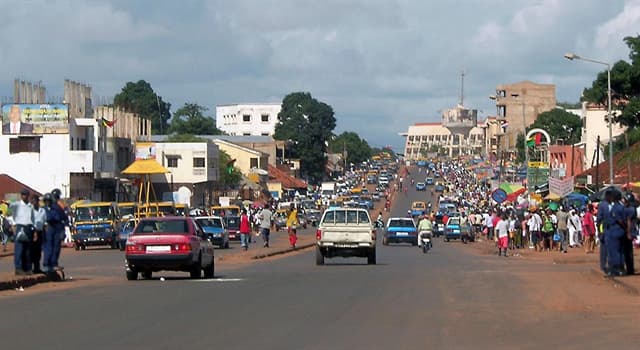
(122, 159, 170, 175)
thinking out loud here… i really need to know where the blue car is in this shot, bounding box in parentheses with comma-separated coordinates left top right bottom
(383, 217, 418, 246)
(444, 217, 462, 242)
(117, 219, 136, 251)
(415, 182, 426, 191)
(359, 196, 375, 210)
(196, 216, 229, 249)
(425, 178, 434, 186)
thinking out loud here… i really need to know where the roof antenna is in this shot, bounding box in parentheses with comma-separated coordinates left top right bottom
(459, 68, 465, 107)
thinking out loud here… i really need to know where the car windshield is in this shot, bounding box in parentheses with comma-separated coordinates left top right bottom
(413, 202, 425, 209)
(134, 219, 189, 234)
(448, 218, 461, 225)
(212, 208, 240, 217)
(196, 218, 223, 228)
(225, 217, 240, 229)
(389, 219, 415, 228)
(119, 206, 135, 217)
(75, 206, 113, 221)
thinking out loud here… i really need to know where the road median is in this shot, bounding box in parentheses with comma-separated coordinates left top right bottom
(251, 242, 315, 260)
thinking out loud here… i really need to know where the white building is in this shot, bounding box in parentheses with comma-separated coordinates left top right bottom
(144, 139, 220, 207)
(216, 103, 281, 136)
(401, 122, 485, 160)
(566, 103, 626, 169)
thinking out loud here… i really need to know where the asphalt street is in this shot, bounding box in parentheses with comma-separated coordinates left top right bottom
(1, 179, 638, 349)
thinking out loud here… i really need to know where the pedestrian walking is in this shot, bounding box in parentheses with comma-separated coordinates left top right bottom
(259, 205, 273, 247)
(582, 206, 596, 254)
(0, 209, 8, 252)
(239, 209, 251, 251)
(568, 209, 582, 248)
(605, 190, 626, 276)
(528, 210, 542, 251)
(286, 204, 299, 248)
(496, 213, 509, 257)
(10, 189, 35, 275)
(31, 194, 46, 274)
(542, 212, 555, 252)
(556, 206, 570, 253)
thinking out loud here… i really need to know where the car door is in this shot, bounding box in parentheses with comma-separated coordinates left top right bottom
(192, 219, 214, 265)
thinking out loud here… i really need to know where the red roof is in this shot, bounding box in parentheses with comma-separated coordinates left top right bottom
(268, 165, 307, 189)
(0, 174, 42, 200)
(578, 141, 640, 184)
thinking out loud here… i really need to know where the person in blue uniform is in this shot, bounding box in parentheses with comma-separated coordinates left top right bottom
(622, 193, 637, 275)
(606, 190, 626, 276)
(596, 189, 613, 273)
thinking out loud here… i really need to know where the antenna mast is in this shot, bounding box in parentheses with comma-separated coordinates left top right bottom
(459, 69, 465, 107)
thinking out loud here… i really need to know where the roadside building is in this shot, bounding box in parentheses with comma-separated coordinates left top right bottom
(400, 122, 485, 160)
(491, 81, 556, 152)
(216, 103, 281, 136)
(211, 138, 269, 175)
(549, 144, 586, 178)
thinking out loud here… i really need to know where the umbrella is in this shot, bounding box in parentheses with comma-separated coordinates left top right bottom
(544, 193, 561, 201)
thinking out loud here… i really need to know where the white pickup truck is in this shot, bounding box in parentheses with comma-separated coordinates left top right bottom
(315, 208, 376, 265)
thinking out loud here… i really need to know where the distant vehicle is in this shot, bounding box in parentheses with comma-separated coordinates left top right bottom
(367, 175, 377, 184)
(411, 201, 427, 217)
(306, 209, 322, 227)
(224, 216, 241, 240)
(72, 202, 120, 250)
(378, 176, 389, 186)
(416, 160, 427, 167)
(433, 214, 445, 237)
(316, 208, 376, 265)
(195, 216, 229, 249)
(359, 195, 375, 210)
(435, 184, 445, 193)
(383, 217, 418, 246)
(118, 219, 137, 251)
(425, 178, 434, 186)
(125, 217, 215, 280)
(444, 217, 462, 242)
(415, 182, 426, 191)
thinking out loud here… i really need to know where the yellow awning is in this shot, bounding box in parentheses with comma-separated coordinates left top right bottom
(544, 193, 561, 201)
(122, 159, 170, 175)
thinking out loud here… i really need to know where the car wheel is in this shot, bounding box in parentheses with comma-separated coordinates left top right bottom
(126, 270, 138, 281)
(367, 249, 376, 265)
(141, 271, 152, 279)
(382, 237, 389, 246)
(190, 258, 202, 279)
(203, 260, 215, 278)
(315, 246, 324, 265)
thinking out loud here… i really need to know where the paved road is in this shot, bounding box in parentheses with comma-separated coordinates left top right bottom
(1, 179, 638, 349)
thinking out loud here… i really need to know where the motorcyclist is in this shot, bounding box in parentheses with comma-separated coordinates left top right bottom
(406, 210, 412, 218)
(376, 212, 384, 228)
(417, 214, 433, 248)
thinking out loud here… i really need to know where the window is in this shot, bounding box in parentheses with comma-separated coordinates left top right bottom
(167, 156, 179, 168)
(243, 114, 251, 122)
(243, 133, 251, 136)
(9, 137, 40, 154)
(250, 158, 258, 169)
(193, 157, 205, 168)
(261, 133, 270, 136)
(261, 114, 269, 122)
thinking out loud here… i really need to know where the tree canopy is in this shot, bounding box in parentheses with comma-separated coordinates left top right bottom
(113, 80, 171, 134)
(582, 35, 640, 129)
(274, 92, 336, 183)
(328, 131, 372, 166)
(169, 103, 223, 135)
(218, 149, 242, 188)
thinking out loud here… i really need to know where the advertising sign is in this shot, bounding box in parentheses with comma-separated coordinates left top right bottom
(1, 103, 69, 135)
(442, 106, 478, 129)
(549, 177, 574, 197)
(135, 142, 157, 160)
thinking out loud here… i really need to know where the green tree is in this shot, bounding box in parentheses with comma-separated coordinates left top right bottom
(166, 134, 207, 143)
(274, 92, 336, 183)
(169, 103, 223, 135)
(218, 149, 242, 188)
(328, 131, 372, 165)
(515, 108, 582, 158)
(582, 35, 640, 129)
(114, 80, 171, 134)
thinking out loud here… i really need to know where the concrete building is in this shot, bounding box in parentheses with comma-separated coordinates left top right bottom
(141, 141, 220, 207)
(549, 145, 586, 179)
(211, 139, 269, 175)
(401, 122, 485, 160)
(0, 80, 150, 200)
(491, 81, 556, 151)
(565, 103, 626, 169)
(216, 103, 281, 136)
(207, 135, 284, 167)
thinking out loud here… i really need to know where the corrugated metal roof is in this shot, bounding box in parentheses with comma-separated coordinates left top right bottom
(0, 174, 42, 199)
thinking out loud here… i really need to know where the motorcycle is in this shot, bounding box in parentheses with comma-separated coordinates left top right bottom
(418, 231, 432, 254)
(374, 219, 384, 229)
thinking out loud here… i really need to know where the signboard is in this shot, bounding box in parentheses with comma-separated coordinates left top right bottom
(135, 142, 157, 160)
(527, 167, 550, 190)
(1, 103, 69, 135)
(528, 161, 548, 168)
(491, 189, 508, 204)
(549, 177, 574, 197)
(442, 106, 478, 129)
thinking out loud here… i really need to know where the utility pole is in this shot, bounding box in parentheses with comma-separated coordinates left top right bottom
(459, 69, 465, 106)
(595, 135, 600, 192)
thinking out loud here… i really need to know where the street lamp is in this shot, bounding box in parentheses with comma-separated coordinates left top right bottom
(510, 93, 527, 166)
(564, 52, 613, 184)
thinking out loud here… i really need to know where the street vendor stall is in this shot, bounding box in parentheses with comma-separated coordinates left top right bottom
(121, 159, 170, 218)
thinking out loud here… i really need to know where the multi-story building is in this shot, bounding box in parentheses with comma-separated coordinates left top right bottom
(216, 103, 281, 136)
(565, 103, 626, 169)
(142, 138, 220, 207)
(491, 81, 556, 151)
(401, 122, 485, 160)
(0, 80, 150, 200)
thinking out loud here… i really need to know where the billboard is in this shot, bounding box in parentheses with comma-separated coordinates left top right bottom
(135, 142, 157, 160)
(442, 106, 478, 129)
(1, 103, 69, 135)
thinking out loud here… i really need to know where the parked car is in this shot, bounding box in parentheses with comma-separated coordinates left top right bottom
(125, 217, 215, 280)
(444, 216, 462, 242)
(383, 217, 418, 246)
(195, 216, 229, 249)
(415, 182, 426, 191)
(118, 219, 137, 251)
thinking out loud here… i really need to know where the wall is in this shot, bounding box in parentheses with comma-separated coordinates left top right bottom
(549, 144, 586, 178)
(216, 104, 281, 136)
(403, 123, 485, 160)
(213, 140, 267, 175)
(153, 142, 219, 184)
(567, 105, 626, 168)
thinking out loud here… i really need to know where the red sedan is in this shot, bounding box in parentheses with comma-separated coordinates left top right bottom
(125, 217, 215, 280)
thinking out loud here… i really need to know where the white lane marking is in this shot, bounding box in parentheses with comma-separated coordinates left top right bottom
(191, 278, 246, 282)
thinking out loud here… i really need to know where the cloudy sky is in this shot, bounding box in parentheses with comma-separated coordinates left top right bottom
(1, 0, 639, 151)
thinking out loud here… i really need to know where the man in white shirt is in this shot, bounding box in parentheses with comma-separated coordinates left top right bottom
(31, 194, 47, 273)
(9, 189, 35, 275)
(259, 206, 273, 247)
(496, 214, 509, 257)
(528, 211, 542, 251)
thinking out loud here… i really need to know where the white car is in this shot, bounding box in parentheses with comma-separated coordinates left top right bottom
(316, 208, 376, 265)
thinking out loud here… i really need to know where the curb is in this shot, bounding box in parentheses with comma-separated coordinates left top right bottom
(589, 268, 639, 296)
(251, 243, 315, 260)
(0, 274, 50, 292)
